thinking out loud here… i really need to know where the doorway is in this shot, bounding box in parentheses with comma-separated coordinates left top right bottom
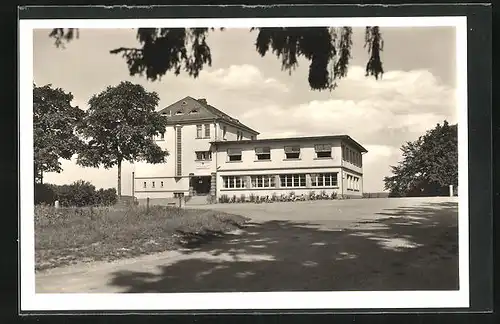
(191, 176, 212, 195)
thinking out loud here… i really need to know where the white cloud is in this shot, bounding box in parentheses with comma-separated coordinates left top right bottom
(203, 64, 289, 93)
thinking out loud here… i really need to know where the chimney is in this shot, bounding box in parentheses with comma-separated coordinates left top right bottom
(198, 98, 207, 105)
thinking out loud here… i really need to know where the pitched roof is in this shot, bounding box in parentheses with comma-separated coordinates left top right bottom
(211, 135, 368, 153)
(158, 96, 259, 135)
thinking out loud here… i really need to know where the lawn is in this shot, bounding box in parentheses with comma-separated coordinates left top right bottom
(34, 204, 249, 271)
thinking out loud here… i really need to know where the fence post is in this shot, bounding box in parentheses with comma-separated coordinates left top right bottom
(146, 197, 150, 213)
(449, 185, 453, 197)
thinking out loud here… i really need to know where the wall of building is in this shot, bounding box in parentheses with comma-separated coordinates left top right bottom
(216, 167, 343, 199)
(215, 139, 343, 172)
(217, 121, 256, 141)
(341, 141, 363, 174)
(134, 176, 190, 199)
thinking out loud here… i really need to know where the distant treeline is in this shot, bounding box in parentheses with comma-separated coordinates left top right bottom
(35, 180, 117, 207)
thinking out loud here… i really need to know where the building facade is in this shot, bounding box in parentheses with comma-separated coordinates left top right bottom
(133, 96, 367, 204)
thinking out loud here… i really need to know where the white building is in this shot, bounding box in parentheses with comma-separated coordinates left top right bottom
(133, 96, 367, 204)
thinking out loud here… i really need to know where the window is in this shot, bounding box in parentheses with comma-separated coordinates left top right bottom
(251, 175, 275, 188)
(342, 145, 346, 161)
(251, 135, 255, 140)
(284, 146, 301, 159)
(227, 148, 242, 161)
(196, 125, 202, 138)
(195, 151, 212, 161)
(280, 174, 306, 188)
(222, 125, 227, 140)
(204, 124, 210, 138)
(223, 176, 245, 188)
(315, 144, 332, 158)
(311, 173, 338, 187)
(236, 130, 243, 140)
(176, 110, 183, 115)
(152, 181, 155, 188)
(143, 181, 146, 188)
(160, 181, 164, 188)
(189, 109, 199, 114)
(255, 147, 271, 160)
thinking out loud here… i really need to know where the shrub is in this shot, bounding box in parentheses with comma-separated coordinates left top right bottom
(330, 192, 337, 200)
(183, 195, 192, 203)
(271, 192, 278, 201)
(240, 194, 246, 203)
(308, 191, 316, 200)
(219, 194, 229, 204)
(54, 180, 97, 207)
(232, 195, 237, 203)
(35, 183, 57, 205)
(249, 193, 256, 203)
(95, 188, 117, 206)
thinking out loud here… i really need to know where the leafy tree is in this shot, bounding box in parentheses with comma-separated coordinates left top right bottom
(49, 27, 384, 91)
(384, 121, 458, 197)
(76, 81, 168, 199)
(33, 84, 85, 183)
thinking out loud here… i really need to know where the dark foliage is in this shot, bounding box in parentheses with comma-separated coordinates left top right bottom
(384, 121, 458, 197)
(48, 27, 384, 91)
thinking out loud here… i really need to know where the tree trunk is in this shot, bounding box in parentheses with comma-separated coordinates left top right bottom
(40, 170, 43, 184)
(117, 159, 122, 200)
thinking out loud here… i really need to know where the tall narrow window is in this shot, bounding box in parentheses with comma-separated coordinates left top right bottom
(284, 146, 301, 159)
(280, 174, 306, 187)
(255, 147, 271, 160)
(143, 181, 146, 188)
(311, 173, 338, 187)
(315, 144, 332, 158)
(222, 176, 245, 188)
(152, 181, 155, 188)
(222, 125, 227, 140)
(160, 181, 164, 188)
(250, 175, 275, 188)
(196, 125, 202, 138)
(227, 148, 242, 161)
(204, 124, 210, 138)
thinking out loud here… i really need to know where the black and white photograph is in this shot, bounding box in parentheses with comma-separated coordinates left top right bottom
(19, 11, 476, 312)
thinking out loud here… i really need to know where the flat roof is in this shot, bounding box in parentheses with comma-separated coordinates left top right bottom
(211, 135, 368, 153)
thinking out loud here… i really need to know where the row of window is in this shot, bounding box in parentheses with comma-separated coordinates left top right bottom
(342, 144, 362, 167)
(227, 144, 333, 162)
(222, 173, 339, 189)
(346, 174, 361, 191)
(140, 173, 354, 190)
(143, 181, 164, 189)
(156, 125, 255, 142)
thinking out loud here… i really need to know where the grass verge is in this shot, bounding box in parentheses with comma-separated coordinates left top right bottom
(35, 204, 249, 271)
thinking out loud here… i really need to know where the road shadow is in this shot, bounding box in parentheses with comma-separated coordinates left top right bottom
(108, 201, 459, 293)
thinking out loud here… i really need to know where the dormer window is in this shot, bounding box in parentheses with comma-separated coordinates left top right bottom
(315, 144, 332, 158)
(227, 148, 242, 162)
(284, 146, 300, 159)
(255, 147, 271, 160)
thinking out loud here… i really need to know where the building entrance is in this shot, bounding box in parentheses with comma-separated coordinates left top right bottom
(191, 176, 211, 195)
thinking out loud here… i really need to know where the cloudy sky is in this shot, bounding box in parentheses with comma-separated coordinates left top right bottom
(33, 26, 457, 194)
